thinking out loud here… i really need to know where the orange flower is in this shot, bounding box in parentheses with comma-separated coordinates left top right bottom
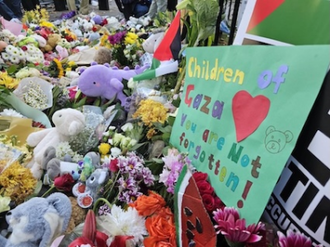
(144, 213, 176, 247)
(156, 207, 174, 221)
(130, 191, 166, 217)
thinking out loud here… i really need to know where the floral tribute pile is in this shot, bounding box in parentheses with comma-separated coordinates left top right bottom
(0, 1, 319, 247)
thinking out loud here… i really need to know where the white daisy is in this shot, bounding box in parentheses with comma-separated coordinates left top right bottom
(5, 45, 14, 55)
(17, 50, 26, 60)
(1, 52, 10, 60)
(98, 205, 147, 247)
(9, 56, 19, 64)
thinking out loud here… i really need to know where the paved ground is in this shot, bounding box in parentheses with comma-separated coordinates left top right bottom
(42, 0, 124, 21)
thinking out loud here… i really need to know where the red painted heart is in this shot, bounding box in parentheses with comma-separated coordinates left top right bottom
(232, 90, 270, 142)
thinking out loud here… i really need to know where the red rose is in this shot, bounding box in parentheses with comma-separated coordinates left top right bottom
(101, 18, 108, 26)
(109, 158, 119, 172)
(202, 194, 215, 213)
(214, 196, 225, 210)
(196, 180, 214, 195)
(193, 172, 208, 182)
(54, 173, 75, 191)
(65, 36, 73, 42)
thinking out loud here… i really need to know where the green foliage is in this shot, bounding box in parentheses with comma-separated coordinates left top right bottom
(0, 86, 13, 111)
(177, 0, 219, 47)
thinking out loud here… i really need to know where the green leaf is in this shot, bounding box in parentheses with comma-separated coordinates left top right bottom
(73, 97, 87, 108)
(167, 116, 176, 126)
(6, 64, 19, 75)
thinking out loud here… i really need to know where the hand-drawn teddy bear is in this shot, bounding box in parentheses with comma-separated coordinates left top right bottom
(264, 126, 293, 154)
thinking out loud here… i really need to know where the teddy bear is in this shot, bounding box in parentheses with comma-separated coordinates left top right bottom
(65, 197, 87, 234)
(43, 33, 62, 52)
(26, 108, 86, 179)
(0, 192, 72, 247)
(93, 47, 112, 64)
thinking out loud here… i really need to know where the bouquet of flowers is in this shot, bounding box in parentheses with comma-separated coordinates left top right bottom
(100, 30, 144, 68)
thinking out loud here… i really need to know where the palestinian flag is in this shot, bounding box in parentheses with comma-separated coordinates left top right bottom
(133, 10, 181, 81)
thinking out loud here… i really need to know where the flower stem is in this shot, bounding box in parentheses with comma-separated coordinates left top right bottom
(225, 238, 244, 247)
(93, 198, 112, 213)
(41, 185, 55, 198)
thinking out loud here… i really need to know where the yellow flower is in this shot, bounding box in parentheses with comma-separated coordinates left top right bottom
(132, 99, 168, 127)
(146, 128, 157, 139)
(0, 162, 37, 204)
(100, 34, 111, 48)
(39, 21, 54, 28)
(0, 72, 19, 89)
(124, 32, 138, 45)
(99, 143, 111, 155)
(53, 58, 64, 78)
(68, 61, 76, 67)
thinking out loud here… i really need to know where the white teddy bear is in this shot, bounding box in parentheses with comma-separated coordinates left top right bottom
(27, 108, 86, 179)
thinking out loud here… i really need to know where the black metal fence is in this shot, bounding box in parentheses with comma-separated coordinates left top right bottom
(214, 0, 243, 46)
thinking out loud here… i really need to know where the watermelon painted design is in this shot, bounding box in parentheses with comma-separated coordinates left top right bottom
(175, 166, 217, 247)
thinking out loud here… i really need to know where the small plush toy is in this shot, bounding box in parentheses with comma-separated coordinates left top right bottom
(85, 168, 109, 201)
(142, 31, 165, 54)
(43, 33, 62, 52)
(93, 47, 112, 64)
(55, 45, 69, 60)
(91, 15, 103, 25)
(0, 193, 72, 247)
(78, 63, 149, 106)
(43, 147, 100, 182)
(27, 108, 86, 179)
(73, 168, 109, 207)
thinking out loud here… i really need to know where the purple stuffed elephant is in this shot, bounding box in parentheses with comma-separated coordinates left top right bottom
(78, 63, 148, 106)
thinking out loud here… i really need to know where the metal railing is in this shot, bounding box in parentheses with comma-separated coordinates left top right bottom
(214, 0, 243, 46)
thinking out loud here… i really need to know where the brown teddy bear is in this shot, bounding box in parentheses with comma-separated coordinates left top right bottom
(65, 197, 87, 234)
(43, 33, 62, 52)
(93, 47, 112, 65)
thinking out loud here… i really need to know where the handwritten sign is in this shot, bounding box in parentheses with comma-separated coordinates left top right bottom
(170, 45, 330, 224)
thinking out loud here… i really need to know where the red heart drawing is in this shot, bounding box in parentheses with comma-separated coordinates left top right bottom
(232, 90, 270, 142)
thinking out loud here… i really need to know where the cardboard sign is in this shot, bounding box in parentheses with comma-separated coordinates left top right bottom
(263, 70, 330, 246)
(170, 45, 330, 224)
(234, 0, 330, 45)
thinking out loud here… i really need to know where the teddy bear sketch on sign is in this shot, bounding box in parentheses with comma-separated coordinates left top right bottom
(26, 108, 86, 179)
(77, 62, 149, 106)
(264, 125, 293, 154)
(0, 193, 71, 247)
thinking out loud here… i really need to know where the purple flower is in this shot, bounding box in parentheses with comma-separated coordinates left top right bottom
(159, 151, 187, 194)
(117, 176, 136, 191)
(277, 229, 320, 247)
(118, 187, 142, 203)
(108, 31, 127, 45)
(60, 11, 76, 20)
(98, 204, 111, 216)
(213, 207, 265, 244)
(140, 167, 155, 186)
(117, 152, 145, 175)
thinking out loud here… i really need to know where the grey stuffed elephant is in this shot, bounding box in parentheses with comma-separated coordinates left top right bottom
(0, 193, 72, 247)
